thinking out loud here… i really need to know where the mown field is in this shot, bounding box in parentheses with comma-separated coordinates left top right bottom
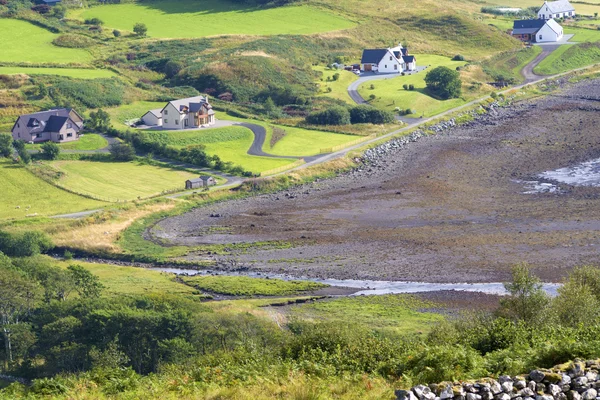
(50, 160, 199, 201)
(314, 66, 358, 104)
(535, 42, 600, 74)
(358, 55, 469, 117)
(0, 19, 92, 64)
(266, 125, 359, 156)
(0, 160, 103, 220)
(0, 66, 116, 79)
(26, 134, 108, 151)
(70, 0, 356, 38)
(482, 0, 600, 16)
(106, 101, 166, 126)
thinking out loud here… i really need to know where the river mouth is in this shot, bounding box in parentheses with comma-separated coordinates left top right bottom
(153, 268, 561, 296)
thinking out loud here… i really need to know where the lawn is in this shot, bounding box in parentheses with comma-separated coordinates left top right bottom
(0, 66, 116, 79)
(482, 45, 542, 83)
(534, 42, 600, 75)
(26, 134, 108, 151)
(50, 160, 199, 201)
(314, 66, 358, 104)
(106, 101, 166, 126)
(565, 26, 600, 42)
(180, 275, 327, 296)
(140, 126, 251, 148)
(266, 125, 359, 157)
(290, 294, 444, 335)
(358, 55, 468, 117)
(70, 0, 355, 38)
(0, 159, 103, 220)
(0, 19, 92, 64)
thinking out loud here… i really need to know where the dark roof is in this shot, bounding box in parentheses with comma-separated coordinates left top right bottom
(188, 103, 203, 113)
(402, 55, 415, 63)
(361, 49, 388, 64)
(199, 175, 214, 181)
(401, 48, 408, 56)
(393, 51, 401, 59)
(44, 116, 68, 133)
(512, 19, 546, 34)
(186, 178, 204, 184)
(40, 0, 62, 3)
(13, 108, 74, 134)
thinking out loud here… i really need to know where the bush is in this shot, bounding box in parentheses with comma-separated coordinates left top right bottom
(133, 23, 147, 36)
(332, 73, 340, 81)
(349, 105, 394, 124)
(109, 143, 136, 161)
(41, 142, 60, 160)
(452, 54, 465, 61)
(0, 134, 12, 158)
(425, 66, 462, 99)
(113, 29, 121, 37)
(88, 109, 111, 131)
(84, 17, 104, 25)
(306, 107, 351, 125)
(164, 60, 184, 79)
(0, 230, 53, 257)
(408, 84, 415, 90)
(31, 4, 50, 13)
(403, 84, 408, 90)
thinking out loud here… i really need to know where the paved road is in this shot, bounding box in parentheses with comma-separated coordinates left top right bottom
(522, 44, 561, 83)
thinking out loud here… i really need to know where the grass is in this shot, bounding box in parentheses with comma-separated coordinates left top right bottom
(69, 0, 355, 38)
(483, 45, 543, 83)
(25, 134, 108, 151)
(313, 66, 358, 104)
(358, 54, 469, 117)
(0, 159, 103, 220)
(180, 275, 328, 296)
(534, 42, 600, 74)
(291, 294, 444, 335)
(49, 160, 199, 201)
(482, 0, 600, 15)
(565, 26, 600, 42)
(140, 126, 251, 148)
(106, 101, 166, 126)
(0, 66, 116, 79)
(0, 19, 92, 64)
(266, 125, 359, 157)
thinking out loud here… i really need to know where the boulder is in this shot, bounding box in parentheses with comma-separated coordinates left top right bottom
(528, 382, 537, 392)
(581, 389, 597, 400)
(440, 386, 454, 400)
(515, 381, 527, 390)
(492, 383, 503, 395)
(519, 388, 535, 397)
(585, 372, 598, 382)
(499, 376, 514, 384)
(531, 371, 546, 383)
(502, 382, 514, 393)
(549, 384, 562, 397)
(535, 395, 553, 400)
(414, 385, 431, 400)
(568, 390, 582, 400)
(495, 393, 511, 400)
(467, 393, 482, 400)
(562, 376, 573, 386)
(574, 377, 589, 389)
(397, 390, 419, 400)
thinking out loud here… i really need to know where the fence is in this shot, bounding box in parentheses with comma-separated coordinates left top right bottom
(259, 158, 305, 177)
(319, 134, 376, 154)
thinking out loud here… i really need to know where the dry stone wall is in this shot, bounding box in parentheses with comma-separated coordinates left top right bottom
(396, 360, 600, 400)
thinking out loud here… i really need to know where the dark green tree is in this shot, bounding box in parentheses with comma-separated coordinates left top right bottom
(88, 109, 111, 131)
(0, 134, 12, 158)
(68, 265, 104, 299)
(425, 66, 462, 99)
(109, 143, 135, 161)
(498, 263, 550, 324)
(133, 23, 148, 36)
(41, 142, 60, 160)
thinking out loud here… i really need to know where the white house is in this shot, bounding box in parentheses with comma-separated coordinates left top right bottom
(538, 0, 575, 19)
(360, 43, 417, 73)
(141, 96, 216, 130)
(512, 19, 563, 43)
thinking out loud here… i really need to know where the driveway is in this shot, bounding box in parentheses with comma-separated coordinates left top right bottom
(522, 35, 577, 83)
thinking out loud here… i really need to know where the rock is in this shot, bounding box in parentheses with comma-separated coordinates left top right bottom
(500, 377, 514, 385)
(562, 376, 573, 386)
(569, 391, 583, 400)
(502, 382, 514, 393)
(519, 389, 535, 397)
(440, 386, 454, 400)
(515, 381, 527, 390)
(492, 382, 503, 395)
(535, 395, 553, 400)
(467, 393, 482, 400)
(482, 393, 494, 400)
(454, 386, 466, 397)
(397, 390, 419, 400)
(537, 384, 546, 394)
(414, 385, 431, 400)
(530, 371, 546, 383)
(586, 372, 598, 382)
(571, 362, 586, 378)
(574, 377, 589, 389)
(528, 381, 537, 392)
(549, 384, 563, 397)
(546, 373, 563, 384)
(556, 393, 567, 400)
(582, 389, 597, 400)
(495, 394, 511, 400)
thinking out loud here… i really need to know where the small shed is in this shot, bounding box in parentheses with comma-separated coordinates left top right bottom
(185, 175, 216, 190)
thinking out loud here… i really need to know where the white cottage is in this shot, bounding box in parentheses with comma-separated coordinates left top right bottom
(360, 43, 417, 74)
(512, 19, 563, 43)
(538, 0, 575, 19)
(141, 96, 216, 130)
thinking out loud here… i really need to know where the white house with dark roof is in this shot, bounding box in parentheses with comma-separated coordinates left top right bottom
(11, 108, 83, 143)
(512, 19, 563, 42)
(141, 96, 215, 129)
(360, 44, 417, 73)
(538, 0, 575, 19)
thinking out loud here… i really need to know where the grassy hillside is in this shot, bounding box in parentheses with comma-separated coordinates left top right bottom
(482, 46, 542, 83)
(535, 42, 600, 75)
(0, 67, 116, 79)
(25, 134, 108, 151)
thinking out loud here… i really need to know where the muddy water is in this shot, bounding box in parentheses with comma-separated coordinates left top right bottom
(540, 157, 600, 187)
(153, 268, 561, 296)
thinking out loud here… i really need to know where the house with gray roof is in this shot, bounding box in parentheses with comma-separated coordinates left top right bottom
(185, 175, 216, 190)
(512, 19, 563, 42)
(141, 96, 215, 130)
(360, 43, 417, 74)
(11, 108, 84, 144)
(538, 0, 575, 19)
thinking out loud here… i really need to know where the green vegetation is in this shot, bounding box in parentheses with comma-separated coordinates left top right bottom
(535, 43, 600, 75)
(181, 275, 328, 296)
(0, 67, 116, 79)
(70, 1, 356, 38)
(292, 294, 444, 334)
(425, 66, 463, 99)
(106, 101, 166, 126)
(26, 134, 108, 151)
(483, 46, 543, 83)
(48, 160, 199, 201)
(0, 19, 91, 64)
(138, 126, 251, 148)
(314, 66, 358, 104)
(267, 125, 358, 156)
(0, 160, 103, 220)
(52, 34, 96, 49)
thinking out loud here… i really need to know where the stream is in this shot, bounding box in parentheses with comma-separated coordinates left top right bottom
(152, 268, 561, 296)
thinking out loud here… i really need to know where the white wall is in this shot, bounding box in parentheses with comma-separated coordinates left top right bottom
(536, 23, 562, 42)
(161, 103, 184, 130)
(377, 50, 403, 73)
(142, 112, 161, 127)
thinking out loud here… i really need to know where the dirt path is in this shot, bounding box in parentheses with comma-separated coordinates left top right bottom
(521, 44, 561, 83)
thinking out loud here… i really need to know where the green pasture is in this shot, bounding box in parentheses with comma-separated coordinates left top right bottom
(70, 0, 355, 38)
(181, 275, 327, 296)
(358, 55, 468, 117)
(266, 125, 358, 157)
(534, 42, 600, 74)
(314, 66, 358, 104)
(140, 126, 250, 148)
(566, 26, 600, 42)
(0, 159, 103, 220)
(106, 101, 166, 126)
(482, 0, 600, 15)
(26, 134, 108, 151)
(50, 160, 198, 201)
(483, 45, 542, 83)
(0, 19, 92, 64)
(291, 294, 444, 335)
(0, 66, 116, 79)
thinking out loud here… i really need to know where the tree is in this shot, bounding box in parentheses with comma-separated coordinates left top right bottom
(306, 107, 351, 125)
(498, 263, 550, 324)
(109, 143, 136, 162)
(51, 4, 66, 18)
(113, 29, 121, 38)
(0, 134, 12, 158)
(12, 139, 30, 164)
(68, 265, 104, 299)
(264, 97, 276, 114)
(424, 66, 462, 99)
(88, 109, 111, 132)
(164, 60, 183, 78)
(41, 142, 60, 160)
(133, 23, 148, 36)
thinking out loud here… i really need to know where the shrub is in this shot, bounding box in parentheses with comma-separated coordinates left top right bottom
(425, 66, 462, 99)
(31, 4, 51, 14)
(498, 264, 551, 325)
(408, 84, 415, 90)
(403, 84, 408, 90)
(0, 230, 53, 257)
(369, 83, 375, 90)
(452, 54, 465, 61)
(491, 92, 498, 99)
(332, 73, 340, 81)
(164, 60, 184, 79)
(306, 107, 351, 125)
(51, 4, 66, 18)
(405, 108, 413, 115)
(133, 22, 147, 36)
(350, 105, 394, 124)
(41, 142, 60, 160)
(113, 29, 121, 37)
(88, 109, 111, 131)
(369, 94, 376, 101)
(109, 143, 135, 161)
(0, 134, 12, 158)
(84, 17, 104, 25)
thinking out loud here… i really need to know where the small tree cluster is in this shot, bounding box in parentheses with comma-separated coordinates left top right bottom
(306, 106, 351, 125)
(349, 105, 394, 124)
(425, 66, 462, 99)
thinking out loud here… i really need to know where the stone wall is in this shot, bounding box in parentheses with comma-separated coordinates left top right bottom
(396, 360, 600, 400)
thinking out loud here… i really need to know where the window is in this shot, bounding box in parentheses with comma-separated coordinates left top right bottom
(384, 65, 387, 68)
(17, 123, 19, 128)
(59, 134, 64, 140)
(539, 34, 543, 40)
(164, 119, 168, 124)
(389, 56, 393, 61)
(394, 64, 398, 70)
(67, 133, 73, 137)
(36, 133, 42, 138)
(184, 119, 189, 127)
(175, 120, 179, 125)
(67, 122, 72, 129)
(164, 110, 168, 115)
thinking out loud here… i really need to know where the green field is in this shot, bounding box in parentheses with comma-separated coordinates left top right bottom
(483, 45, 542, 83)
(140, 126, 250, 148)
(0, 160, 103, 220)
(0, 19, 92, 64)
(535, 42, 600, 75)
(50, 160, 199, 201)
(0, 66, 116, 79)
(181, 275, 327, 296)
(106, 101, 166, 126)
(26, 134, 108, 151)
(267, 125, 358, 156)
(482, 0, 600, 16)
(358, 55, 468, 117)
(291, 294, 444, 335)
(70, 0, 355, 38)
(314, 66, 358, 104)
